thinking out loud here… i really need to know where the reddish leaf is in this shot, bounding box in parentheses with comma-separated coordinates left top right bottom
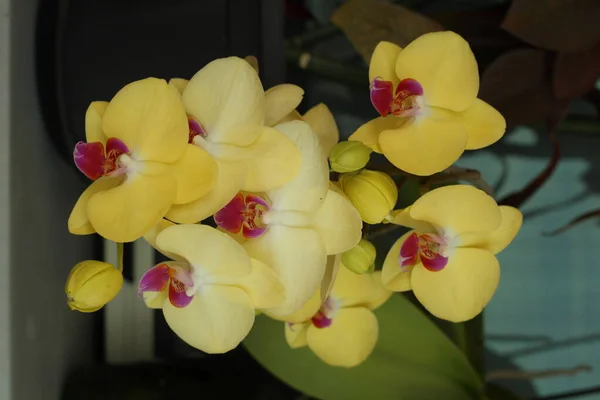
(553, 42, 600, 99)
(501, 0, 600, 53)
(331, 0, 443, 63)
(543, 208, 600, 236)
(480, 49, 567, 127)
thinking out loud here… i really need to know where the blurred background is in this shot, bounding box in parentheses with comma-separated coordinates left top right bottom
(1, 0, 599, 399)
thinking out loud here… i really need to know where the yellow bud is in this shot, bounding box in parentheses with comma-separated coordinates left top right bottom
(342, 239, 376, 274)
(339, 170, 398, 224)
(329, 141, 372, 173)
(65, 260, 123, 313)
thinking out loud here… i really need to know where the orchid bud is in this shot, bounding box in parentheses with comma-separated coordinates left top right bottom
(329, 141, 372, 173)
(339, 170, 398, 224)
(342, 239, 376, 274)
(65, 260, 123, 312)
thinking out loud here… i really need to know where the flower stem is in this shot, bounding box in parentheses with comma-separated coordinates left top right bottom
(117, 242, 124, 272)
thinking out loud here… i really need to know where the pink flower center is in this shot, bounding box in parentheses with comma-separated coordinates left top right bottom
(188, 117, 207, 143)
(73, 137, 130, 181)
(311, 297, 338, 329)
(214, 193, 270, 239)
(398, 232, 449, 272)
(370, 77, 423, 118)
(138, 263, 195, 308)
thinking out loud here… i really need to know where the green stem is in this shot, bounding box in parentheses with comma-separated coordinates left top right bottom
(117, 242, 124, 272)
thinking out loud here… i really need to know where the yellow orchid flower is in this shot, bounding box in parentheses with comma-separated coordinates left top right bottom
(381, 185, 522, 322)
(285, 267, 392, 368)
(164, 57, 302, 223)
(263, 83, 340, 156)
(138, 223, 284, 353)
(68, 78, 217, 242)
(349, 32, 506, 176)
(213, 120, 363, 317)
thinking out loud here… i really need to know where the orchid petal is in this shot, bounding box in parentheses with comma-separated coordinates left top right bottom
(381, 232, 415, 292)
(409, 184, 502, 235)
(285, 322, 309, 348)
(306, 307, 378, 368)
(85, 101, 108, 144)
(166, 159, 246, 223)
(369, 41, 402, 85)
(365, 271, 393, 310)
(349, 116, 403, 153)
(379, 108, 467, 176)
(163, 285, 255, 353)
(233, 258, 285, 309)
(267, 121, 329, 213)
(102, 78, 188, 163)
(156, 224, 252, 280)
(138, 263, 170, 294)
(264, 84, 304, 126)
(182, 57, 264, 146)
(331, 265, 379, 308)
(411, 247, 500, 322)
(68, 176, 123, 235)
(168, 78, 188, 95)
(244, 225, 327, 317)
(459, 99, 506, 150)
(171, 144, 218, 204)
(459, 206, 522, 255)
(395, 31, 479, 112)
(302, 103, 340, 155)
(86, 170, 176, 243)
(142, 219, 186, 262)
(313, 189, 362, 255)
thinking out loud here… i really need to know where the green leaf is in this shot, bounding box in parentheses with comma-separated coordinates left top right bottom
(244, 294, 484, 400)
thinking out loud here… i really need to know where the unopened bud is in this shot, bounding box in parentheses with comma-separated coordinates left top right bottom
(65, 260, 123, 313)
(342, 239, 376, 274)
(339, 170, 398, 224)
(329, 141, 372, 173)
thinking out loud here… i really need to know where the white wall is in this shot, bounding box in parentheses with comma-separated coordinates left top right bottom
(1, 0, 97, 398)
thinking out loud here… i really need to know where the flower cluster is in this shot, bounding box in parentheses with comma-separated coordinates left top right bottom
(65, 31, 521, 367)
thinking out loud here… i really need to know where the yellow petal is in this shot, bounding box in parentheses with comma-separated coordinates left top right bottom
(142, 219, 186, 262)
(459, 206, 523, 255)
(244, 225, 327, 317)
(166, 159, 246, 223)
(168, 78, 189, 95)
(331, 265, 378, 308)
(143, 290, 168, 309)
(307, 307, 378, 367)
(313, 189, 362, 255)
(234, 258, 285, 309)
(87, 172, 175, 242)
(395, 31, 479, 112)
(369, 41, 402, 85)
(411, 248, 500, 322)
(379, 108, 467, 176)
(85, 101, 108, 144)
(279, 110, 303, 124)
(302, 103, 340, 155)
(102, 78, 188, 163)
(171, 144, 218, 204)
(182, 57, 264, 146)
(349, 116, 403, 153)
(365, 271, 393, 310)
(156, 224, 252, 280)
(409, 184, 502, 234)
(264, 84, 304, 126)
(268, 289, 322, 324)
(285, 322, 309, 348)
(267, 121, 329, 213)
(68, 176, 123, 235)
(390, 207, 434, 232)
(381, 232, 414, 292)
(163, 285, 255, 353)
(236, 126, 302, 192)
(458, 98, 506, 150)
